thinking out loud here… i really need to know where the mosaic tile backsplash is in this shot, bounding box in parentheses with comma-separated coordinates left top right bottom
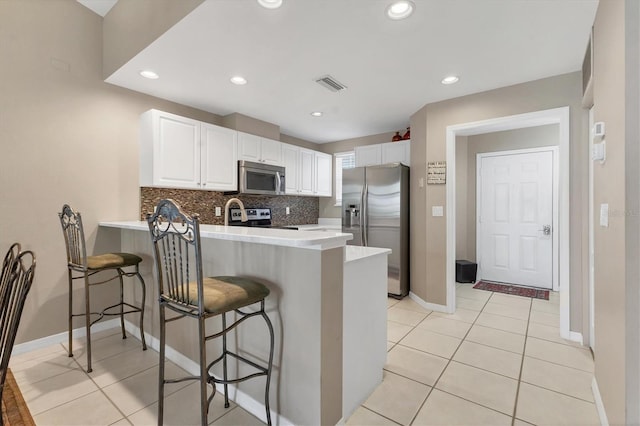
(140, 187, 319, 226)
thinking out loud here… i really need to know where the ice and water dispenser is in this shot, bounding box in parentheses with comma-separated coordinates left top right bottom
(344, 204, 360, 229)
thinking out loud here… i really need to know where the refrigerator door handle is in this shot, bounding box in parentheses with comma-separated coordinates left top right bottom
(362, 182, 368, 246)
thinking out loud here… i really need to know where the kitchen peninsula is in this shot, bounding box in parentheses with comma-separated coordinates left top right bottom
(99, 221, 389, 425)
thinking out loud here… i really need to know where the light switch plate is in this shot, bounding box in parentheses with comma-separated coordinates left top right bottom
(432, 206, 444, 217)
(592, 140, 606, 162)
(215, 206, 221, 217)
(286, 207, 290, 215)
(600, 203, 609, 227)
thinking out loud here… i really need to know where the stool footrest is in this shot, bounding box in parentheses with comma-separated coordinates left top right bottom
(207, 350, 268, 385)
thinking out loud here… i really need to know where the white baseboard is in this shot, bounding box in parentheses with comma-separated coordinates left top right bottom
(409, 292, 448, 313)
(569, 331, 584, 345)
(592, 376, 609, 426)
(12, 319, 120, 356)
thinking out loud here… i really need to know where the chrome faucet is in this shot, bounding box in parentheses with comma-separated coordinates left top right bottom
(224, 198, 248, 226)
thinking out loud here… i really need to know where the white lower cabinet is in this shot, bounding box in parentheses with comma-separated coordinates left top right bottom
(140, 109, 237, 191)
(281, 143, 332, 197)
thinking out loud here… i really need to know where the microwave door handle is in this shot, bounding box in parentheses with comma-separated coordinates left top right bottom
(275, 172, 282, 194)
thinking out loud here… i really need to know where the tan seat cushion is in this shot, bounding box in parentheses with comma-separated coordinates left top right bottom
(86, 252, 142, 270)
(186, 276, 270, 314)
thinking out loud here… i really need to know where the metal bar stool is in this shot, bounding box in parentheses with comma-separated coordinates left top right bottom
(147, 199, 274, 426)
(58, 204, 147, 373)
(1, 243, 36, 426)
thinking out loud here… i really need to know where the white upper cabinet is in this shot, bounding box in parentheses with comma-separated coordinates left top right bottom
(314, 152, 332, 197)
(381, 140, 410, 165)
(282, 143, 300, 195)
(355, 144, 382, 167)
(238, 132, 282, 166)
(298, 148, 315, 195)
(355, 139, 410, 167)
(281, 143, 332, 197)
(201, 123, 238, 191)
(140, 109, 237, 191)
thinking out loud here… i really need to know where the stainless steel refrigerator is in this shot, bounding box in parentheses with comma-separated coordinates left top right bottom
(342, 163, 410, 298)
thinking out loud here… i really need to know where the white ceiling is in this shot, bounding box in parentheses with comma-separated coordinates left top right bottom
(77, 0, 117, 17)
(104, 0, 598, 143)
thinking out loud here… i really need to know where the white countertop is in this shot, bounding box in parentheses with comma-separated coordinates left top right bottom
(345, 246, 391, 263)
(100, 221, 353, 250)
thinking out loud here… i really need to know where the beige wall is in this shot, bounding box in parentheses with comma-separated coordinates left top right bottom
(0, 0, 228, 343)
(410, 72, 587, 326)
(103, 0, 204, 78)
(0, 0, 323, 344)
(222, 112, 280, 140)
(591, 1, 639, 423)
(456, 125, 559, 262)
(455, 137, 468, 260)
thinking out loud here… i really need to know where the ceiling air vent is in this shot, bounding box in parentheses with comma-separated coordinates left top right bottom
(315, 75, 348, 92)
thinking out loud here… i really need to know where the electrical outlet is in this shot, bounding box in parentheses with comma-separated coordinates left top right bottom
(215, 206, 221, 217)
(286, 207, 290, 215)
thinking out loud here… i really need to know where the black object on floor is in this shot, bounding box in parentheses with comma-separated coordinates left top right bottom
(456, 259, 477, 283)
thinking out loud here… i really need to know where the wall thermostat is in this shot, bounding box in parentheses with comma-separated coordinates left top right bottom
(593, 122, 605, 137)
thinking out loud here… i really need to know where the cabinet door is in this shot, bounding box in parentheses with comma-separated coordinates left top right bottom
(154, 112, 201, 189)
(381, 140, 410, 165)
(238, 132, 261, 163)
(261, 138, 283, 165)
(282, 144, 299, 195)
(355, 145, 382, 167)
(201, 123, 238, 191)
(314, 152, 333, 197)
(298, 148, 315, 195)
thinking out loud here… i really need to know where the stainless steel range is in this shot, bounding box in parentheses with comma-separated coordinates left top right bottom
(228, 208, 272, 227)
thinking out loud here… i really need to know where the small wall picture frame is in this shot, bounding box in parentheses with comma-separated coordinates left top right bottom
(427, 161, 446, 184)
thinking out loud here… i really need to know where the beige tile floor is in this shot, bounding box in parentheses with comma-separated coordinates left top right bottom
(349, 284, 600, 426)
(10, 283, 600, 425)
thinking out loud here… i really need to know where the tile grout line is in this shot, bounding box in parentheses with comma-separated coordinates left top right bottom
(511, 297, 533, 426)
(405, 290, 493, 425)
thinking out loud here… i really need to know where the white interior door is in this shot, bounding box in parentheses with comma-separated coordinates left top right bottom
(478, 150, 554, 289)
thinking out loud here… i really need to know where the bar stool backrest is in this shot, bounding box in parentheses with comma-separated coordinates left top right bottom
(0, 245, 36, 406)
(58, 204, 88, 271)
(147, 199, 205, 315)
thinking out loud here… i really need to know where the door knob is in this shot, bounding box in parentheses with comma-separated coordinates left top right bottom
(540, 225, 551, 236)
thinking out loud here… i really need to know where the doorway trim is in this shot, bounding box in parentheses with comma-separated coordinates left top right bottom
(446, 106, 573, 341)
(476, 146, 560, 291)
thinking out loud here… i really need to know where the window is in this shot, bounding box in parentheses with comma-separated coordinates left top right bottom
(334, 151, 355, 206)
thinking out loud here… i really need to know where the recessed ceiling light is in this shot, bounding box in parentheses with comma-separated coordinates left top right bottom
(310, 111, 323, 117)
(386, 1, 415, 20)
(441, 75, 459, 85)
(257, 0, 282, 9)
(139, 70, 159, 79)
(230, 76, 248, 85)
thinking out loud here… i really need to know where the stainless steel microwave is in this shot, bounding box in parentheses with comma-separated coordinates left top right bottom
(237, 160, 285, 195)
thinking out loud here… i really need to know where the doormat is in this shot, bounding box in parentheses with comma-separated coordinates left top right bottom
(473, 280, 549, 300)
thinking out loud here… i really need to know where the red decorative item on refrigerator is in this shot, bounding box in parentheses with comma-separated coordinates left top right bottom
(392, 131, 402, 142)
(402, 127, 410, 140)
